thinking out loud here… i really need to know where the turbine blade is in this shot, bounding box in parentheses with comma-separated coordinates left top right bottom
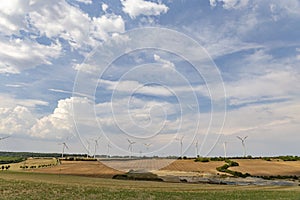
(0, 136, 10, 140)
(236, 136, 242, 140)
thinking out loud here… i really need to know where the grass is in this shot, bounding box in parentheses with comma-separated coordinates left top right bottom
(0, 171, 299, 200)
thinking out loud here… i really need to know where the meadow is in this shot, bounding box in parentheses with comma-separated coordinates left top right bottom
(0, 171, 300, 200)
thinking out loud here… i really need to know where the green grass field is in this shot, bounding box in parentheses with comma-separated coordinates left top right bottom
(0, 171, 299, 200)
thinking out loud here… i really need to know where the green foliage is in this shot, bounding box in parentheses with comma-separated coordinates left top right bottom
(216, 160, 250, 178)
(194, 157, 210, 162)
(210, 157, 226, 161)
(61, 157, 97, 161)
(0, 156, 24, 164)
(262, 157, 271, 161)
(257, 175, 299, 180)
(225, 159, 239, 167)
(278, 156, 300, 161)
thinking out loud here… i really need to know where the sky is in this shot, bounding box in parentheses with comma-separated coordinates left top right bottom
(0, 0, 299, 157)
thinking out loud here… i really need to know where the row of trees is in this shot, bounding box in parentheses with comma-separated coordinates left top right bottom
(1, 165, 10, 170)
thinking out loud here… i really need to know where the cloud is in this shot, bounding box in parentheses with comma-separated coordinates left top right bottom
(0, 1, 125, 74)
(0, 37, 61, 74)
(102, 3, 108, 12)
(209, 0, 249, 9)
(121, 0, 169, 19)
(90, 14, 125, 41)
(30, 97, 93, 139)
(0, 106, 37, 135)
(0, 94, 48, 108)
(75, 0, 92, 4)
(100, 79, 174, 97)
(153, 54, 175, 69)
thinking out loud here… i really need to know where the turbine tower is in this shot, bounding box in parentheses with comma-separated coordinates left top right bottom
(107, 141, 111, 158)
(127, 139, 136, 158)
(237, 136, 248, 157)
(223, 142, 227, 158)
(194, 140, 199, 158)
(85, 139, 91, 158)
(93, 137, 101, 159)
(176, 136, 184, 158)
(143, 143, 152, 151)
(60, 142, 69, 158)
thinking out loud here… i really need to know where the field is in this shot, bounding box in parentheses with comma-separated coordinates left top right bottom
(0, 157, 57, 171)
(231, 159, 300, 176)
(0, 171, 300, 200)
(1, 158, 300, 199)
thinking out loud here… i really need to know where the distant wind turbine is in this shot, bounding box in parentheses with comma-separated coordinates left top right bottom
(59, 142, 69, 158)
(93, 137, 101, 159)
(223, 142, 228, 158)
(143, 143, 152, 151)
(127, 139, 136, 158)
(85, 139, 91, 158)
(176, 136, 184, 158)
(0, 136, 10, 141)
(237, 136, 248, 157)
(194, 140, 199, 158)
(107, 141, 111, 158)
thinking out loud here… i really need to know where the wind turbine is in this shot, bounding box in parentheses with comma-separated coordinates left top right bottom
(59, 142, 69, 158)
(0, 136, 10, 141)
(93, 137, 101, 159)
(107, 141, 111, 158)
(85, 139, 91, 158)
(223, 142, 228, 158)
(176, 136, 184, 158)
(194, 139, 199, 158)
(237, 136, 248, 157)
(143, 143, 152, 151)
(127, 139, 136, 158)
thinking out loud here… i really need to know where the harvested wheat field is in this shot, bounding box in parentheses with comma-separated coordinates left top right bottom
(0, 157, 57, 171)
(33, 161, 124, 178)
(231, 159, 300, 176)
(156, 159, 225, 176)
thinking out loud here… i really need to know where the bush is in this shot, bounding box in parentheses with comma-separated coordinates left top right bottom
(216, 160, 250, 178)
(210, 157, 226, 161)
(225, 159, 239, 167)
(195, 157, 210, 162)
(278, 156, 300, 161)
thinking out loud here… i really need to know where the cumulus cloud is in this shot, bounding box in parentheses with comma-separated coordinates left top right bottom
(90, 14, 125, 41)
(121, 0, 169, 19)
(30, 97, 93, 139)
(0, 106, 37, 135)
